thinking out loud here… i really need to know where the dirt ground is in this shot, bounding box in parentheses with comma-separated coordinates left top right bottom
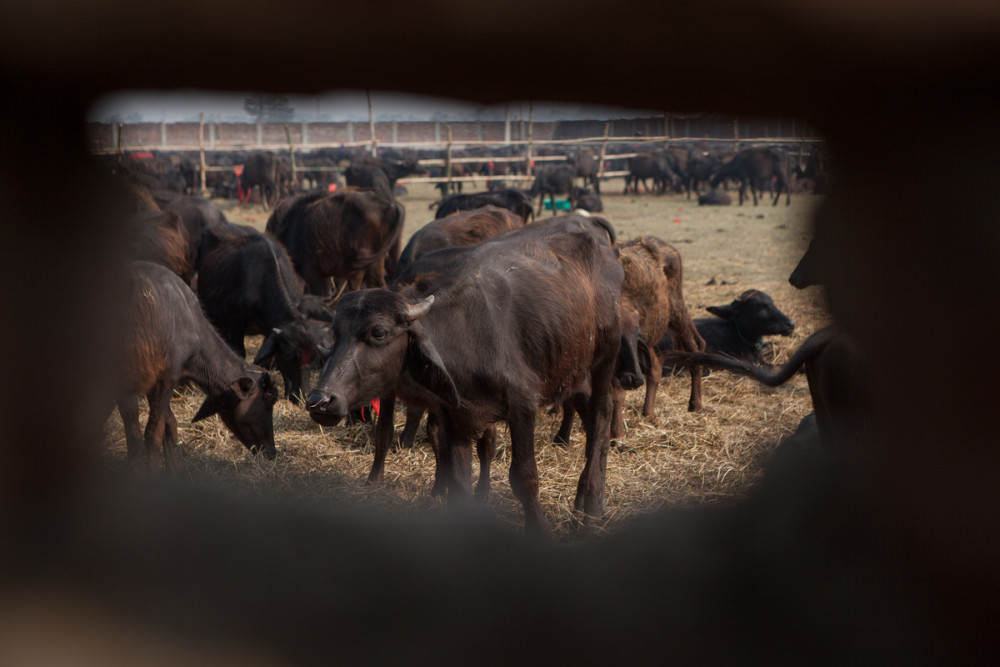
(105, 178, 830, 539)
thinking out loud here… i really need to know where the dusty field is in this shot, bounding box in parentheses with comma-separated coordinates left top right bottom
(105, 179, 830, 539)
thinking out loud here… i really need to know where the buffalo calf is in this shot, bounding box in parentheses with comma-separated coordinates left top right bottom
(117, 261, 278, 467)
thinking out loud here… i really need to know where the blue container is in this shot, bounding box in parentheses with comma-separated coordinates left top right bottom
(543, 199, 571, 211)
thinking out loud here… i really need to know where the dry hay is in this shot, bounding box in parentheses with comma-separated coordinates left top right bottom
(105, 180, 828, 541)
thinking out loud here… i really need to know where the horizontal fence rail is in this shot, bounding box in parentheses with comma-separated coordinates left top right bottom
(93, 116, 824, 196)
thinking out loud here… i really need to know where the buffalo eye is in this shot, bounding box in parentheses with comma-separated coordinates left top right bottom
(369, 325, 390, 344)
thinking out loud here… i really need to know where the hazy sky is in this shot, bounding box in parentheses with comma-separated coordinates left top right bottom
(86, 89, 657, 123)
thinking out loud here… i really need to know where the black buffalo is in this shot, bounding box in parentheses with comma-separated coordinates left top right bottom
(710, 147, 791, 206)
(433, 188, 534, 222)
(658, 289, 795, 369)
(529, 163, 577, 215)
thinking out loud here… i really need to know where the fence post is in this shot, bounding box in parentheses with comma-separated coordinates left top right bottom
(596, 121, 610, 185)
(199, 113, 208, 197)
(733, 118, 740, 152)
(446, 125, 453, 194)
(160, 121, 167, 148)
(285, 124, 297, 188)
(116, 122, 124, 158)
(525, 102, 534, 175)
(504, 104, 511, 145)
(367, 89, 377, 157)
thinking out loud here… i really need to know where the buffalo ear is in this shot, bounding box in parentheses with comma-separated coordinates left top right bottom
(192, 395, 221, 422)
(405, 321, 460, 408)
(253, 333, 279, 368)
(232, 376, 256, 400)
(706, 304, 735, 319)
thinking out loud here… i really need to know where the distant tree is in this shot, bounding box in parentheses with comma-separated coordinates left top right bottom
(244, 94, 295, 122)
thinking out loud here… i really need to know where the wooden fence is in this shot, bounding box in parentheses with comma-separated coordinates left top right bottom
(95, 115, 824, 196)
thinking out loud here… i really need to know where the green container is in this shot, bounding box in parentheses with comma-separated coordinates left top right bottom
(543, 199, 571, 211)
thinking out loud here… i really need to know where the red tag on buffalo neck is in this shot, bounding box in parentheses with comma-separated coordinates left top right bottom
(371, 399, 381, 417)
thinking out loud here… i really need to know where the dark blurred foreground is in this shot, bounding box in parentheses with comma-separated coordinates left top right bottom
(2, 1, 999, 664)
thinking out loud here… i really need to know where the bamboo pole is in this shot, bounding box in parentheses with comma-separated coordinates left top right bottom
(596, 121, 610, 183)
(198, 113, 208, 197)
(504, 104, 511, 145)
(445, 125, 453, 194)
(367, 89, 377, 157)
(525, 102, 534, 174)
(285, 124, 297, 187)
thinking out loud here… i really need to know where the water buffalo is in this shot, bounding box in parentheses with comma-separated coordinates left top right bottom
(125, 209, 193, 284)
(625, 151, 683, 195)
(685, 149, 723, 199)
(307, 213, 627, 534)
(194, 223, 306, 356)
(239, 151, 285, 207)
(345, 154, 423, 200)
(397, 204, 525, 276)
(661, 326, 863, 451)
(710, 147, 791, 206)
(433, 188, 534, 222)
(529, 163, 577, 215)
(150, 190, 227, 270)
(697, 187, 732, 206)
(658, 289, 795, 369)
(117, 261, 278, 466)
(265, 189, 406, 296)
(554, 235, 704, 444)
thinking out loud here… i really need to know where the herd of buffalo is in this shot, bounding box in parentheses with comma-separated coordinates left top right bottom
(110, 143, 840, 534)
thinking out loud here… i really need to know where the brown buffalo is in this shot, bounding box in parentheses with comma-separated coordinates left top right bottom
(117, 261, 278, 467)
(265, 189, 405, 296)
(307, 213, 627, 534)
(556, 235, 704, 443)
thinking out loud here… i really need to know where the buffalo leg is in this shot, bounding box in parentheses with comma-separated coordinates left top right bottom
(163, 404, 179, 468)
(507, 405, 547, 536)
(367, 391, 396, 486)
(474, 425, 496, 501)
(553, 402, 575, 446)
(118, 395, 144, 461)
(441, 415, 475, 504)
(144, 381, 173, 468)
(399, 404, 424, 449)
(670, 322, 705, 412)
(574, 358, 615, 519)
(611, 384, 627, 440)
(427, 412, 449, 497)
(642, 348, 664, 419)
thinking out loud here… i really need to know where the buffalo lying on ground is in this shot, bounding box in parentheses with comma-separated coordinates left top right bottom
(658, 289, 795, 369)
(433, 188, 534, 222)
(697, 188, 732, 205)
(662, 326, 864, 451)
(266, 189, 405, 296)
(307, 213, 627, 534)
(117, 261, 278, 466)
